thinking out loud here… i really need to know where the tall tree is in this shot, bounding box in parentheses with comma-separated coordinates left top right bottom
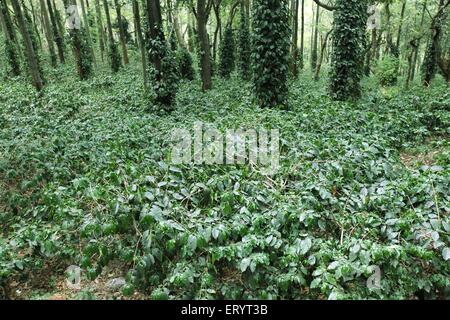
(313, 0, 368, 100)
(80, 0, 97, 67)
(132, 0, 148, 89)
(11, 0, 44, 90)
(195, 0, 214, 91)
(94, 0, 106, 61)
(146, 0, 178, 105)
(0, 0, 21, 76)
(39, 0, 57, 67)
(299, 0, 304, 70)
(252, 0, 290, 108)
(422, 0, 450, 86)
(65, 0, 93, 80)
(238, 0, 251, 79)
(311, 3, 320, 71)
(290, 0, 299, 78)
(46, 0, 65, 63)
(103, 0, 121, 72)
(113, 0, 129, 65)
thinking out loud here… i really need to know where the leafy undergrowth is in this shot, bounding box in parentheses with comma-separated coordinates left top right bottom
(0, 66, 449, 300)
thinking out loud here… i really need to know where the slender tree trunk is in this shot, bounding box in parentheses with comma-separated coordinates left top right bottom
(212, 0, 222, 63)
(300, 0, 304, 69)
(11, 0, 44, 90)
(47, 0, 65, 63)
(0, 0, 21, 76)
(173, 1, 186, 48)
(409, 1, 426, 83)
(396, 1, 406, 52)
(197, 0, 213, 91)
(314, 28, 332, 81)
(132, 0, 148, 89)
(311, 3, 320, 71)
(94, 0, 105, 61)
(114, 0, 129, 65)
(80, 0, 97, 67)
(290, 0, 299, 77)
(39, 0, 57, 67)
(26, 0, 43, 50)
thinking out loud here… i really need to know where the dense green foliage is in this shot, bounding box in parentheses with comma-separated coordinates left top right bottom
(0, 62, 449, 299)
(251, 0, 290, 108)
(376, 55, 400, 86)
(329, 0, 368, 101)
(177, 47, 195, 81)
(219, 26, 236, 78)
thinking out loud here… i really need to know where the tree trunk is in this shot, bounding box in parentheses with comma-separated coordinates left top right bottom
(396, 1, 406, 52)
(212, 0, 222, 63)
(0, 0, 21, 76)
(46, 0, 65, 63)
(94, 0, 106, 61)
(80, 0, 97, 67)
(314, 28, 332, 81)
(114, 0, 129, 65)
(26, 0, 43, 50)
(39, 0, 57, 67)
(197, 0, 213, 91)
(11, 0, 44, 90)
(132, 0, 148, 89)
(422, 0, 449, 86)
(300, 0, 304, 70)
(173, 1, 186, 48)
(290, 0, 299, 78)
(311, 3, 320, 71)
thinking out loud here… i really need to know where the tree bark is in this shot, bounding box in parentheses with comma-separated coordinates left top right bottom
(114, 0, 129, 65)
(11, 0, 44, 90)
(132, 0, 148, 89)
(80, 0, 97, 67)
(94, 0, 105, 61)
(39, 0, 57, 67)
(196, 0, 213, 91)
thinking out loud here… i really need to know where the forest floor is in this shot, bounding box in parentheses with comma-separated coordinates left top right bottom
(0, 64, 449, 300)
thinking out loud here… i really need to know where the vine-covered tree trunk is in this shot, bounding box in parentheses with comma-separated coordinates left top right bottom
(146, 0, 177, 105)
(252, 0, 290, 108)
(238, 0, 251, 79)
(94, 0, 105, 61)
(311, 3, 319, 71)
(290, 0, 299, 78)
(197, 0, 213, 91)
(103, 0, 121, 72)
(329, 0, 368, 100)
(396, 1, 407, 53)
(0, 0, 21, 76)
(219, 25, 235, 77)
(80, 0, 96, 67)
(26, 0, 43, 50)
(422, 0, 449, 86)
(11, 0, 44, 90)
(300, 0, 304, 69)
(39, 0, 57, 67)
(113, 0, 129, 65)
(65, 0, 93, 80)
(212, 0, 222, 63)
(46, 0, 65, 63)
(132, 0, 148, 89)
